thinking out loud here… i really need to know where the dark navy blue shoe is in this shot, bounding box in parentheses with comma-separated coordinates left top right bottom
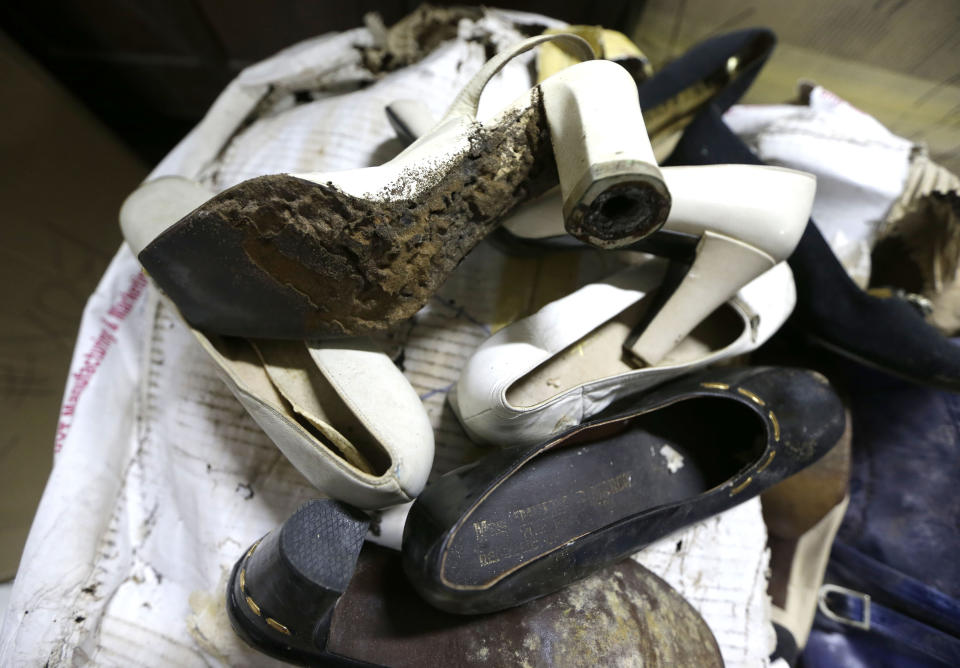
(402, 366, 845, 615)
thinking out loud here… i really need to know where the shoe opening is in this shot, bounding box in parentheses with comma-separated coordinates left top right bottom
(441, 397, 765, 587)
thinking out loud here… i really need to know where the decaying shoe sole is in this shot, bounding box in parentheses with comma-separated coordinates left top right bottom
(120, 176, 436, 509)
(140, 101, 557, 338)
(136, 34, 670, 339)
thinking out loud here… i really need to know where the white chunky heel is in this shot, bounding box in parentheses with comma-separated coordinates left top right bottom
(442, 33, 670, 248)
(628, 165, 814, 365)
(540, 59, 669, 248)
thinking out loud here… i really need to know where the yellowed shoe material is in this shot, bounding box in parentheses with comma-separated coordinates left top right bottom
(450, 259, 796, 447)
(192, 334, 432, 508)
(536, 26, 652, 84)
(120, 177, 434, 509)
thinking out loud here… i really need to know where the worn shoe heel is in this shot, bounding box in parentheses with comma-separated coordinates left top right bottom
(540, 59, 670, 247)
(763, 422, 852, 649)
(443, 34, 670, 249)
(626, 165, 815, 365)
(227, 499, 370, 665)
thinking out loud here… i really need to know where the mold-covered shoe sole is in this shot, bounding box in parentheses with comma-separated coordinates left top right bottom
(140, 101, 556, 338)
(136, 35, 670, 339)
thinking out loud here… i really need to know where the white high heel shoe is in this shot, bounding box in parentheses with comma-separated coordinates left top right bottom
(627, 164, 814, 364)
(445, 163, 815, 447)
(450, 258, 797, 447)
(133, 34, 670, 340)
(120, 177, 434, 509)
(494, 164, 815, 365)
(386, 106, 815, 367)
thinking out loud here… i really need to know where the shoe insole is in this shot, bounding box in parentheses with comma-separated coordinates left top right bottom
(442, 397, 765, 587)
(209, 336, 391, 476)
(505, 295, 744, 408)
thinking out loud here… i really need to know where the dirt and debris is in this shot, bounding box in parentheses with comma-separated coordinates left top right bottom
(872, 191, 960, 334)
(235, 482, 255, 500)
(358, 5, 484, 74)
(659, 444, 685, 473)
(146, 93, 558, 338)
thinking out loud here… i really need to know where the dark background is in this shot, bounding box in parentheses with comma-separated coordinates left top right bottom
(0, 1, 636, 164)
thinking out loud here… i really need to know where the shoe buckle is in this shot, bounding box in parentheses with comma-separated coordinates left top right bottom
(818, 583, 871, 631)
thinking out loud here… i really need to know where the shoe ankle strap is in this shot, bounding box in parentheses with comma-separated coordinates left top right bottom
(442, 33, 595, 121)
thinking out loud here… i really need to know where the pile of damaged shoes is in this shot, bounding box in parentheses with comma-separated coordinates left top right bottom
(115, 16, 960, 668)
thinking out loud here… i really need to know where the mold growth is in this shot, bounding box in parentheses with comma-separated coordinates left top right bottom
(191, 93, 557, 336)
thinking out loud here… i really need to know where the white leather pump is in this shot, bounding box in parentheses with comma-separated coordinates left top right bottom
(134, 34, 670, 340)
(387, 108, 816, 368)
(121, 177, 434, 510)
(450, 259, 797, 447)
(625, 165, 814, 365)
(490, 165, 815, 366)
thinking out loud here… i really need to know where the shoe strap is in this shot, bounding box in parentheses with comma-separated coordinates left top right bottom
(817, 583, 960, 666)
(442, 33, 594, 122)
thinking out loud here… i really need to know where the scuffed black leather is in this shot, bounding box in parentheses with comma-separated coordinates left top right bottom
(402, 366, 845, 615)
(226, 499, 374, 666)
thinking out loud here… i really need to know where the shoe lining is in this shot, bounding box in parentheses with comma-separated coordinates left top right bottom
(505, 297, 744, 408)
(212, 336, 392, 476)
(443, 397, 765, 587)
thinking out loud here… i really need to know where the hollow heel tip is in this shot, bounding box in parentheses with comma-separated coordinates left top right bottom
(564, 160, 671, 248)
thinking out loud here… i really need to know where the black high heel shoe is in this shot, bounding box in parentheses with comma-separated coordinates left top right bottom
(402, 366, 845, 615)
